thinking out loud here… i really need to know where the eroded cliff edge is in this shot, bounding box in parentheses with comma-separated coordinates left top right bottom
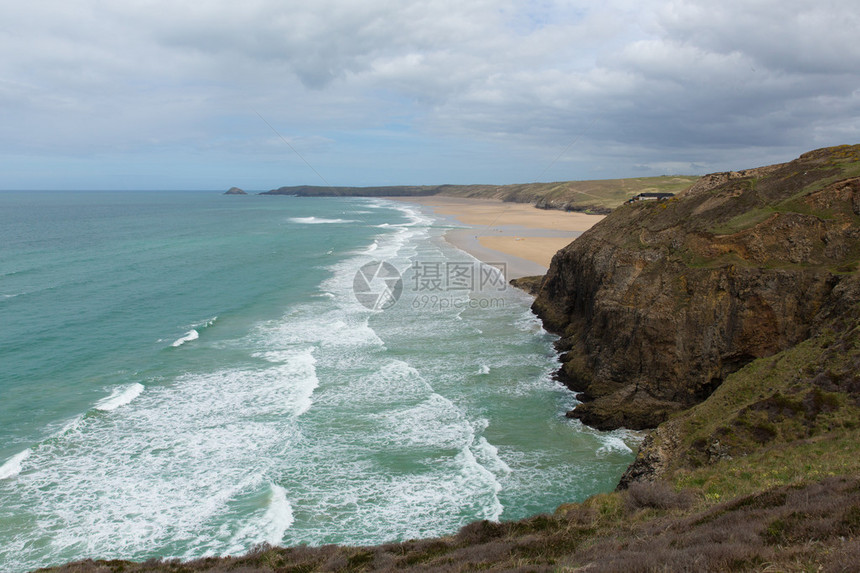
(532, 145, 860, 431)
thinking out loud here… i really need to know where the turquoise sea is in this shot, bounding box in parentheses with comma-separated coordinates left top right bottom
(0, 191, 637, 572)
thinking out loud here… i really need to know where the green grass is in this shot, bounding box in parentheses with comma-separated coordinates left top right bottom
(710, 148, 860, 236)
(711, 207, 777, 235)
(675, 431, 860, 503)
(447, 176, 699, 211)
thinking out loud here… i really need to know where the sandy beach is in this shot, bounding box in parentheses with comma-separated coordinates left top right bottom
(390, 196, 604, 279)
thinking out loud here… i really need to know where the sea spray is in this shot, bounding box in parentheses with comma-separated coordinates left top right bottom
(0, 450, 30, 480)
(171, 330, 199, 347)
(94, 383, 145, 412)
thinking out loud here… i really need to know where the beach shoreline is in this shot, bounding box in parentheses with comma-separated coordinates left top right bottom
(388, 196, 605, 279)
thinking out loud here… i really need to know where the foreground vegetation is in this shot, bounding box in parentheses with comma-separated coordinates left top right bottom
(39, 474, 860, 572)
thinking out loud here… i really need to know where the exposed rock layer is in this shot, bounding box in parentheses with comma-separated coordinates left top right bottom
(532, 145, 860, 430)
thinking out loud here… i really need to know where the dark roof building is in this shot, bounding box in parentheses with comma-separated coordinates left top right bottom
(626, 192, 675, 204)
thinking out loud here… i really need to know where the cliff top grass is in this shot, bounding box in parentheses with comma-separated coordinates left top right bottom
(669, 323, 860, 499)
(599, 146, 860, 273)
(435, 176, 698, 211)
(704, 145, 860, 236)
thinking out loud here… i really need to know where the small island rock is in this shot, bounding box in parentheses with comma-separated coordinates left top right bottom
(224, 187, 247, 195)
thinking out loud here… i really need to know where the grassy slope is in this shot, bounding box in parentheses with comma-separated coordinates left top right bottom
(436, 176, 699, 211)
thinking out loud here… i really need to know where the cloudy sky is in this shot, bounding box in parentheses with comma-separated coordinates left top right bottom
(1, 0, 858, 190)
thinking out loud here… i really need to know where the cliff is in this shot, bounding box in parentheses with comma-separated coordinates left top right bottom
(532, 145, 860, 430)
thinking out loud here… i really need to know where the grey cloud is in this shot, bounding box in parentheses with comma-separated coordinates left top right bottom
(1, 0, 858, 186)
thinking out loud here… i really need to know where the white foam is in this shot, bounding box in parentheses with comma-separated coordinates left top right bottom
(457, 442, 505, 522)
(256, 312, 384, 355)
(384, 202, 434, 228)
(94, 383, 145, 412)
(171, 329, 199, 347)
(193, 316, 218, 329)
(0, 350, 319, 567)
(53, 415, 85, 438)
(478, 365, 490, 375)
(0, 449, 30, 480)
(374, 222, 412, 228)
(289, 217, 355, 224)
(596, 434, 635, 456)
(473, 436, 512, 476)
(515, 310, 548, 335)
(261, 484, 294, 545)
(375, 394, 471, 450)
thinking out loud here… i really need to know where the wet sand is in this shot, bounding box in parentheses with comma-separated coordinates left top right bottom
(389, 196, 605, 279)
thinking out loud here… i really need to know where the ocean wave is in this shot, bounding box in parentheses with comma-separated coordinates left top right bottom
(2, 351, 320, 567)
(192, 316, 218, 329)
(289, 217, 356, 224)
(457, 441, 505, 522)
(94, 383, 145, 412)
(596, 436, 634, 455)
(374, 222, 411, 228)
(262, 484, 294, 544)
(252, 349, 319, 416)
(225, 483, 296, 555)
(171, 329, 199, 347)
(0, 449, 31, 480)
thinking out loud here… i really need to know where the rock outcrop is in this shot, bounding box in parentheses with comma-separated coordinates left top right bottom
(224, 187, 247, 195)
(532, 145, 860, 430)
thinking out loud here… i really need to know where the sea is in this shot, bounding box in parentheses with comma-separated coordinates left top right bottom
(0, 191, 638, 572)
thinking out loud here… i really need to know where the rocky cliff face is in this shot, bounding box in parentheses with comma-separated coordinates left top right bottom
(532, 145, 860, 430)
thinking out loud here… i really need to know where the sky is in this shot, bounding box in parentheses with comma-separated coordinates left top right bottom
(1, 0, 858, 190)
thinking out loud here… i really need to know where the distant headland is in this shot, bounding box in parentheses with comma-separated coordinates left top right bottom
(259, 176, 698, 215)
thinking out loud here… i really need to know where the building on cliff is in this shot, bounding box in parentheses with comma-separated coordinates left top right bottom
(626, 192, 675, 203)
